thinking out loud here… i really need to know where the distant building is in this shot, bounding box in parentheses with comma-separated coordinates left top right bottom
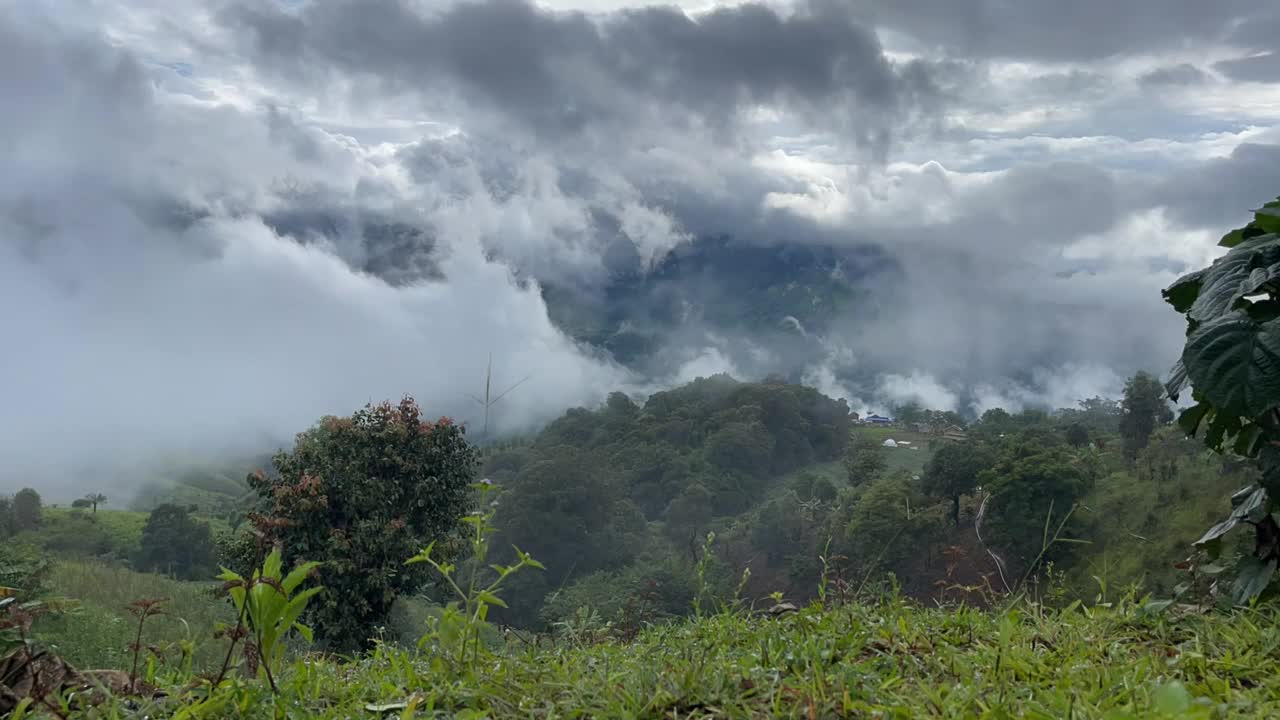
(865, 414, 893, 424)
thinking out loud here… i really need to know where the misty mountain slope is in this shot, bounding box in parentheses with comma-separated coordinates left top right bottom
(540, 234, 901, 372)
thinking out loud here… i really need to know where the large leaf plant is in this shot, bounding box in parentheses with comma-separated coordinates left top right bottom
(1164, 197, 1280, 604)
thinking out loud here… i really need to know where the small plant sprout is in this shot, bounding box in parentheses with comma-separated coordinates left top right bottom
(126, 597, 168, 693)
(405, 481, 543, 665)
(217, 548, 322, 692)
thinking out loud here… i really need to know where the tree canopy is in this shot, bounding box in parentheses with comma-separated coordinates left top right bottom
(248, 397, 479, 651)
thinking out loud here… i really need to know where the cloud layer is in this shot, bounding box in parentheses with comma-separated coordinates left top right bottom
(2, 0, 1279, 498)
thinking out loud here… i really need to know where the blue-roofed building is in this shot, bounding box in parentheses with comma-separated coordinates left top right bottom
(864, 414, 893, 424)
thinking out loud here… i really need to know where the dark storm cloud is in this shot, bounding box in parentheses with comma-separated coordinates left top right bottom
(1214, 53, 1280, 84)
(849, 0, 1265, 61)
(220, 0, 936, 148)
(1139, 64, 1211, 88)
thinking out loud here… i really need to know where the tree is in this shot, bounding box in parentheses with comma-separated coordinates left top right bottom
(248, 397, 478, 651)
(0, 496, 15, 539)
(13, 488, 41, 530)
(922, 442, 995, 526)
(1162, 196, 1280, 603)
(981, 443, 1092, 566)
(1058, 396, 1122, 434)
(845, 434, 887, 485)
(135, 504, 216, 579)
(82, 493, 108, 513)
(1119, 371, 1173, 460)
(840, 475, 915, 575)
(1064, 423, 1091, 449)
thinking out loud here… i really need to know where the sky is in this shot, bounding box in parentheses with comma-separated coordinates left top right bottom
(3, 0, 1280, 497)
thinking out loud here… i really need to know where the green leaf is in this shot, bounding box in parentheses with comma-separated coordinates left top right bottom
(475, 590, 508, 608)
(1240, 262, 1280, 298)
(404, 541, 436, 566)
(1232, 485, 1270, 522)
(1220, 227, 1247, 248)
(1152, 681, 1191, 714)
(1230, 555, 1277, 605)
(1164, 360, 1190, 401)
(1233, 423, 1265, 457)
(1176, 402, 1210, 437)
(1140, 598, 1173, 615)
(1255, 206, 1280, 235)
(1182, 312, 1280, 419)
(282, 561, 321, 594)
(1194, 516, 1241, 547)
(1162, 270, 1204, 312)
(1189, 235, 1280, 322)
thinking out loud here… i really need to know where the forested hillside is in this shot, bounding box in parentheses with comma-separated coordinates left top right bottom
(7, 204, 1280, 716)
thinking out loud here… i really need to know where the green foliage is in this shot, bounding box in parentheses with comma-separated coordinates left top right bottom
(0, 544, 52, 600)
(981, 440, 1093, 566)
(539, 555, 696, 631)
(483, 376, 850, 624)
(405, 482, 542, 665)
(64, 598, 1280, 718)
(1162, 196, 1280, 604)
(218, 548, 323, 689)
(1058, 396, 1123, 435)
(82, 493, 108, 513)
(922, 441, 995, 525)
(845, 432, 887, 485)
(15, 508, 146, 561)
(136, 504, 217, 580)
(837, 475, 917, 576)
(1064, 422, 1091, 448)
(248, 396, 478, 651)
(1120, 371, 1173, 460)
(13, 488, 41, 531)
(0, 496, 15, 539)
(33, 561, 233, 673)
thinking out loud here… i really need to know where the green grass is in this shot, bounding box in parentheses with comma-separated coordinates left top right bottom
(855, 427, 936, 476)
(34, 561, 236, 674)
(16, 508, 232, 562)
(64, 596, 1280, 718)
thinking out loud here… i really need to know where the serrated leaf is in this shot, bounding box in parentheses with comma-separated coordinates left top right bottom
(1182, 312, 1280, 419)
(1230, 555, 1277, 605)
(1189, 235, 1280, 322)
(1162, 270, 1204, 312)
(1240, 263, 1280, 297)
(1164, 360, 1190, 401)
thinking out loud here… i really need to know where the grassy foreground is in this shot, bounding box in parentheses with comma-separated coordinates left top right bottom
(48, 595, 1280, 718)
